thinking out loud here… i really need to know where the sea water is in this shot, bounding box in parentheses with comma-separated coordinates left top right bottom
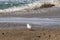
(0, 0, 60, 12)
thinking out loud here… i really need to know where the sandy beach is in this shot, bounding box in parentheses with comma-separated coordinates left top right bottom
(0, 7, 60, 40)
(0, 28, 60, 40)
(0, 0, 60, 39)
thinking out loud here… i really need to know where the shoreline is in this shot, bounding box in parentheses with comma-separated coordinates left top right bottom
(0, 7, 60, 18)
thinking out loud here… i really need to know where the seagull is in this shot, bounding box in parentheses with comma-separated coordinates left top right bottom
(27, 24, 34, 31)
(27, 24, 32, 30)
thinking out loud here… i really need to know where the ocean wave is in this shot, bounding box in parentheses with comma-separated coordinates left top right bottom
(0, 1, 43, 13)
(0, 0, 60, 13)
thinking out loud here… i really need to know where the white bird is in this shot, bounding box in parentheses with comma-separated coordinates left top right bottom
(27, 24, 32, 30)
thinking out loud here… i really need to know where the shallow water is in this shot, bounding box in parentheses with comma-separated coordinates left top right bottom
(0, 17, 60, 26)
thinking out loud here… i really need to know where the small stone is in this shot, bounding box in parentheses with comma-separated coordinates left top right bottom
(37, 36, 41, 38)
(2, 33, 4, 35)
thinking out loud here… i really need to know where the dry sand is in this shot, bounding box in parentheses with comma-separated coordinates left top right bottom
(0, 28, 60, 40)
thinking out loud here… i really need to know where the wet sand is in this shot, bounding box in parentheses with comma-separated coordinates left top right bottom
(0, 7, 60, 18)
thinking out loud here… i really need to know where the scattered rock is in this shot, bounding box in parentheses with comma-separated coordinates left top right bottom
(49, 35, 51, 38)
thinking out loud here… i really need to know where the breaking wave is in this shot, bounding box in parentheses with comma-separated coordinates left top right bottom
(0, 0, 60, 12)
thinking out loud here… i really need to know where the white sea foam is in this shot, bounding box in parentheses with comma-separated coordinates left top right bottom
(0, 0, 60, 13)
